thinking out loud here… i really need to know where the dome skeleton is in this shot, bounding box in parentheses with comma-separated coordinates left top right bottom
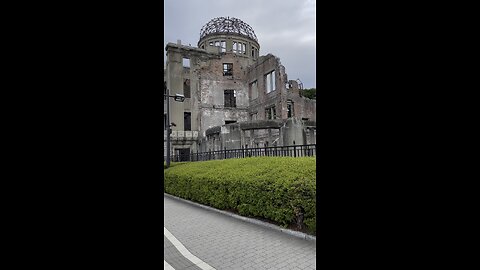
(165, 16, 316, 163)
(199, 16, 258, 42)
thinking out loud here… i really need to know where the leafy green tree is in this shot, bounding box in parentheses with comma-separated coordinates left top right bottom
(301, 88, 316, 100)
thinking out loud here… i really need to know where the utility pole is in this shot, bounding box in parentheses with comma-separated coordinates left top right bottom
(164, 81, 185, 168)
(166, 83, 171, 168)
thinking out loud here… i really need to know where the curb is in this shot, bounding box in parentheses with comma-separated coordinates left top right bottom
(164, 193, 316, 242)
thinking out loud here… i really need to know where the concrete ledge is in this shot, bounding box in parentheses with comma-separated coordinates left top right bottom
(164, 193, 316, 242)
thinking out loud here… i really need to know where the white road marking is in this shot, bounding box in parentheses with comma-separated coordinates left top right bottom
(164, 227, 216, 270)
(164, 260, 175, 270)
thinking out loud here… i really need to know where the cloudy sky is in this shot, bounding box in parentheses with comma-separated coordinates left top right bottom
(164, 0, 316, 89)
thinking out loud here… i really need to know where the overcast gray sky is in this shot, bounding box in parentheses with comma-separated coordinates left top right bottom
(164, 0, 316, 89)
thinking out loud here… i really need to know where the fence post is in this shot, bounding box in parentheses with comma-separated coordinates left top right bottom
(242, 145, 245, 158)
(224, 147, 227, 159)
(293, 141, 296, 157)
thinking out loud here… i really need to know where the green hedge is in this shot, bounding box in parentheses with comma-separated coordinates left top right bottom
(164, 157, 316, 235)
(163, 162, 187, 169)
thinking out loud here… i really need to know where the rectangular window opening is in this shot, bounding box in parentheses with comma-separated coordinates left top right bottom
(184, 112, 191, 131)
(183, 79, 191, 98)
(266, 73, 271, 93)
(176, 148, 190, 162)
(234, 42, 246, 54)
(223, 63, 233, 76)
(271, 71, 275, 91)
(265, 106, 276, 120)
(224, 90, 236, 108)
(221, 41, 226, 52)
(287, 100, 294, 118)
(182, 58, 190, 68)
(265, 70, 276, 93)
(250, 80, 258, 100)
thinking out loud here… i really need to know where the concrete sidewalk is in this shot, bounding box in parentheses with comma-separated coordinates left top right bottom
(164, 194, 316, 270)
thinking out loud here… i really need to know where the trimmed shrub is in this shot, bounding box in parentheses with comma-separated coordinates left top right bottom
(163, 162, 187, 169)
(164, 157, 316, 235)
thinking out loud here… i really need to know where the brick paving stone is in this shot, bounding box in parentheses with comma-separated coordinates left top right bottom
(164, 194, 316, 269)
(164, 236, 203, 270)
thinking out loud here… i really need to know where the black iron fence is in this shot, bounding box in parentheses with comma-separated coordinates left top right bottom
(167, 144, 316, 162)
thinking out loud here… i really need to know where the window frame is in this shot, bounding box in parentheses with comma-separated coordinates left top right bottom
(182, 58, 190, 68)
(265, 70, 276, 93)
(223, 63, 233, 76)
(224, 89, 236, 108)
(287, 100, 294, 118)
(233, 41, 246, 54)
(265, 105, 276, 120)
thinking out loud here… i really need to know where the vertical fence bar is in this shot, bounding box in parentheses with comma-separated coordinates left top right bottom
(167, 144, 316, 162)
(293, 141, 296, 157)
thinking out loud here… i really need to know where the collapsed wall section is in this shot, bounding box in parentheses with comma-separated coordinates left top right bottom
(200, 118, 316, 152)
(197, 51, 251, 137)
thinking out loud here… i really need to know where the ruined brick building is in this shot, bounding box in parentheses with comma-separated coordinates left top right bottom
(164, 17, 316, 160)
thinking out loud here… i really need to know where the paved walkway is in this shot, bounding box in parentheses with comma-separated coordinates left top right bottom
(164, 194, 316, 270)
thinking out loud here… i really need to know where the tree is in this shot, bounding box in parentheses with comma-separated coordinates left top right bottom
(301, 88, 316, 100)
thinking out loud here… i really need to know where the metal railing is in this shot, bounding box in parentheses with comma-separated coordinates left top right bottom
(167, 144, 316, 162)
